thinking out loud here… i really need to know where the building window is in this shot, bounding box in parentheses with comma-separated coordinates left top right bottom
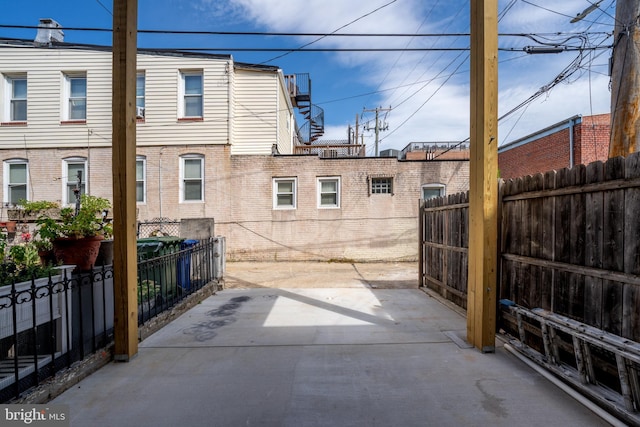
(273, 178, 297, 209)
(317, 177, 340, 208)
(370, 177, 393, 194)
(180, 155, 204, 202)
(136, 72, 145, 118)
(4, 75, 27, 122)
(421, 183, 446, 200)
(63, 158, 87, 205)
(63, 73, 87, 121)
(180, 71, 203, 118)
(136, 156, 146, 203)
(3, 159, 28, 205)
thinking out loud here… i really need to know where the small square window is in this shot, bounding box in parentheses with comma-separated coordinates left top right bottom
(273, 178, 297, 209)
(370, 177, 393, 194)
(317, 177, 340, 208)
(422, 184, 445, 200)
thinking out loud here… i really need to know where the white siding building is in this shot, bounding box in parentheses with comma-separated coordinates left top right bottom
(0, 25, 470, 262)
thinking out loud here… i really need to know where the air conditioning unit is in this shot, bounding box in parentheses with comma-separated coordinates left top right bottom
(136, 106, 145, 118)
(322, 149, 338, 158)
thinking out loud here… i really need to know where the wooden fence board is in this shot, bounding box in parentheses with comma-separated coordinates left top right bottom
(584, 276, 603, 329)
(555, 168, 572, 264)
(542, 171, 556, 261)
(623, 284, 640, 342)
(585, 161, 604, 269)
(624, 153, 640, 276)
(602, 279, 623, 336)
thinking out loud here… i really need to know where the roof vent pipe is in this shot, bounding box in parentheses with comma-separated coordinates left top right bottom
(34, 18, 64, 45)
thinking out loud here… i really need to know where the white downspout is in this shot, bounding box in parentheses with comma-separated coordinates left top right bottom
(227, 61, 232, 148)
(159, 147, 164, 219)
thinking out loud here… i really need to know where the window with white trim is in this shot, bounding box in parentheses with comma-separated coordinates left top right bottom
(136, 156, 146, 203)
(63, 73, 87, 121)
(3, 75, 27, 122)
(3, 159, 28, 205)
(273, 178, 297, 209)
(180, 155, 204, 202)
(179, 71, 203, 118)
(317, 177, 340, 208)
(421, 183, 446, 200)
(370, 177, 393, 194)
(136, 72, 145, 118)
(63, 158, 87, 205)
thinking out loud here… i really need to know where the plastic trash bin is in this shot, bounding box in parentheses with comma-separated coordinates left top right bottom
(178, 239, 199, 291)
(137, 237, 184, 299)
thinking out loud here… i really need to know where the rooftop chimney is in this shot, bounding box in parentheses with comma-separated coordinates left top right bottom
(34, 18, 64, 45)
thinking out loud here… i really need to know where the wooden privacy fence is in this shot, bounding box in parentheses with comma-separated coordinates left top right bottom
(500, 154, 640, 342)
(419, 192, 469, 309)
(419, 152, 640, 423)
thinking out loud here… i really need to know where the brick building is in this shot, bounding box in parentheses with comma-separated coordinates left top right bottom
(498, 114, 610, 180)
(0, 23, 470, 261)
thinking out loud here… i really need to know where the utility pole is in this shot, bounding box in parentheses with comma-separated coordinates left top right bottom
(363, 107, 391, 156)
(609, 1, 640, 156)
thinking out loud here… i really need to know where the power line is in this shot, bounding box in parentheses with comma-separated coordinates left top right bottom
(0, 24, 613, 38)
(258, 0, 399, 64)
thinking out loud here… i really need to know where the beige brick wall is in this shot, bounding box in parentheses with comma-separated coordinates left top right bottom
(1, 147, 469, 261)
(219, 155, 469, 261)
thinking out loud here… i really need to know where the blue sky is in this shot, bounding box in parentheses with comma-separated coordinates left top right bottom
(0, 0, 616, 153)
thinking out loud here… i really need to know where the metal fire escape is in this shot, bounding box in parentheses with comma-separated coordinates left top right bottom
(285, 73, 324, 144)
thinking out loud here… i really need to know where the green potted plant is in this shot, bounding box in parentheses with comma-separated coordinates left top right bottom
(36, 195, 112, 271)
(8, 199, 60, 221)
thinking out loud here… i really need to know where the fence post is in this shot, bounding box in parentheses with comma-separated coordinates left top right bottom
(418, 199, 425, 288)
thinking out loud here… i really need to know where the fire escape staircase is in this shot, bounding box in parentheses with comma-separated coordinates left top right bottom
(285, 73, 324, 144)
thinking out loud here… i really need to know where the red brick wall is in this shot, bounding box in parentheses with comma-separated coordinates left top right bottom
(499, 114, 610, 180)
(575, 113, 610, 165)
(499, 128, 571, 180)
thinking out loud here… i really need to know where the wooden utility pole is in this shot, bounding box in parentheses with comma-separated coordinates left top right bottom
(609, 1, 640, 157)
(112, 0, 138, 361)
(468, 0, 498, 353)
(363, 107, 391, 156)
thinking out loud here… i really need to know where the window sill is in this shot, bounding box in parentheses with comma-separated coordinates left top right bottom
(1, 121, 27, 127)
(60, 120, 87, 125)
(178, 117, 204, 123)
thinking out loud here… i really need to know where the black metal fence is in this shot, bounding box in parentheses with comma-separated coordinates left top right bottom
(0, 238, 220, 403)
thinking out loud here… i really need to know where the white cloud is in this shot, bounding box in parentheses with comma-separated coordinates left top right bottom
(195, 0, 615, 150)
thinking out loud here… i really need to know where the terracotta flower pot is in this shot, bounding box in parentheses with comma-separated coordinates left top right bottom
(52, 235, 105, 271)
(38, 249, 57, 266)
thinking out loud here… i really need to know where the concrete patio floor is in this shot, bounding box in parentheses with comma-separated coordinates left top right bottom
(51, 262, 615, 426)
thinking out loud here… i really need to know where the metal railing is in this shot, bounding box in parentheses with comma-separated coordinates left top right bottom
(0, 238, 221, 402)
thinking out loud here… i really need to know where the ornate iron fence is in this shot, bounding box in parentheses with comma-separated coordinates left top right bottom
(0, 238, 220, 402)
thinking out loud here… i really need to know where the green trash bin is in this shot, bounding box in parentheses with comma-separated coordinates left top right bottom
(137, 237, 184, 303)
